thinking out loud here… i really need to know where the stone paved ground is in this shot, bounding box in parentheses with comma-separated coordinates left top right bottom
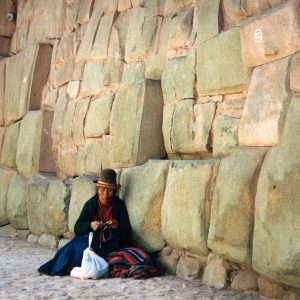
(0, 236, 261, 300)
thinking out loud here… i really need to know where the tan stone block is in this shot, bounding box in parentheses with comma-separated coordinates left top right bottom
(0, 61, 5, 126)
(101, 135, 111, 169)
(219, 94, 245, 118)
(253, 95, 300, 288)
(61, 100, 77, 149)
(118, 0, 131, 12)
(103, 0, 118, 13)
(72, 97, 90, 146)
(162, 160, 216, 255)
(76, 0, 94, 25)
(0, 224, 17, 238)
(0, 0, 16, 37)
(38, 233, 58, 249)
(231, 269, 258, 292)
(68, 176, 96, 233)
(176, 256, 203, 280)
(240, 0, 300, 67)
(84, 93, 113, 138)
(0, 37, 11, 56)
(1, 121, 20, 168)
(67, 81, 80, 99)
(91, 12, 116, 60)
(51, 59, 75, 88)
(16, 111, 43, 178)
(0, 168, 14, 226)
(290, 51, 300, 93)
(145, 52, 166, 80)
(84, 142, 102, 176)
(42, 85, 58, 109)
(239, 57, 290, 147)
(120, 160, 169, 252)
(39, 111, 56, 173)
(55, 34, 76, 63)
(65, 0, 80, 33)
(13, 21, 29, 52)
(208, 148, 266, 264)
(57, 145, 78, 177)
(258, 276, 285, 299)
(163, 0, 192, 15)
(197, 27, 250, 95)
(0, 127, 5, 159)
(7, 173, 28, 229)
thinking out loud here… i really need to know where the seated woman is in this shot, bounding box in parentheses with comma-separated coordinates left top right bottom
(38, 169, 132, 276)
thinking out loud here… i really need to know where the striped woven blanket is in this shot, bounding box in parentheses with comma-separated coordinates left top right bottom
(107, 247, 163, 279)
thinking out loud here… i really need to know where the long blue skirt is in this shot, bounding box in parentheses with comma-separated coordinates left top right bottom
(38, 234, 119, 276)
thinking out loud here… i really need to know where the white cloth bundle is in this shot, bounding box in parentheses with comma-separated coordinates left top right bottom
(70, 232, 109, 279)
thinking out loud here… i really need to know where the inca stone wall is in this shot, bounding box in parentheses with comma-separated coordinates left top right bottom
(0, 0, 300, 297)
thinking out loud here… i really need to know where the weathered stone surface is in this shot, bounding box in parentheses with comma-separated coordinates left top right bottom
(202, 254, 228, 289)
(68, 176, 96, 233)
(196, 0, 220, 44)
(120, 160, 169, 252)
(219, 94, 245, 119)
(84, 94, 113, 138)
(155, 247, 180, 275)
(118, 0, 131, 12)
(208, 148, 266, 264)
(161, 50, 195, 103)
(1, 121, 20, 168)
(0, 224, 17, 238)
(124, 7, 160, 61)
(0, 168, 14, 226)
(6, 173, 28, 229)
(0, 0, 16, 37)
(240, 0, 300, 67)
(91, 12, 116, 60)
(0, 127, 5, 158)
(76, 1, 104, 62)
(61, 100, 77, 149)
(213, 114, 239, 158)
(11, 21, 29, 53)
(38, 233, 59, 249)
(163, 101, 215, 155)
(0, 37, 11, 56)
(159, 9, 193, 53)
(44, 179, 71, 236)
(290, 51, 300, 93)
(27, 175, 49, 236)
(57, 146, 77, 177)
(0, 61, 5, 126)
(197, 27, 250, 96)
(65, 0, 80, 32)
(58, 238, 71, 249)
(163, 0, 192, 15)
(67, 81, 81, 99)
(84, 142, 102, 176)
(176, 256, 203, 280)
(27, 233, 38, 244)
(16, 229, 30, 240)
(76, 0, 93, 25)
(103, 0, 118, 13)
(72, 98, 90, 147)
(111, 64, 165, 167)
(51, 59, 75, 88)
(16, 111, 43, 178)
(42, 86, 58, 109)
(257, 276, 285, 299)
(231, 269, 259, 292)
(39, 111, 56, 173)
(253, 95, 300, 288)
(145, 52, 166, 80)
(101, 135, 111, 169)
(162, 160, 216, 254)
(239, 57, 290, 147)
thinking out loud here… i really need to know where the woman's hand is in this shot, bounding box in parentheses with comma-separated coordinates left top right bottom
(107, 219, 119, 229)
(90, 221, 103, 231)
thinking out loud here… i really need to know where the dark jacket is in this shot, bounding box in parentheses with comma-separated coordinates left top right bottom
(74, 194, 132, 248)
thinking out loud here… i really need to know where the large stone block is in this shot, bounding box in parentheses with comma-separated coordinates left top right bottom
(68, 176, 96, 233)
(176, 255, 203, 280)
(197, 27, 250, 96)
(111, 63, 165, 168)
(65, 0, 80, 33)
(253, 95, 300, 288)
(44, 179, 71, 236)
(0, 61, 5, 126)
(0, 168, 14, 226)
(161, 160, 216, 255)
(76, 0, 93, 25)
(84, 142, 102, 176)
(61, 100, 77, 149)
(1, 121, 20, 168)
(76, 1, 104, 62)
(0, 127, 5, 159)
(163, 0, 192, 15)
(26, 175, 49, 236)
(57, 146, 78, 177)
(290, 51, 300, 93)
(16, 111, 43, 178)
(161, 50, 195, 103)
(84, 93, 113, 138)
(50, 59, 75, 88)
(239, 57, 290, 147)
(159, 8, 193, 53)
(208, 148, 266, 264)
(39, 111, 56, 173)
(163, 101, 216, 155)
(196, 0, 220, 44)
(120, 160, 169, 252)
(91, 12, 116, 60)
(6, 173, 28, 229)
(240, 0, 300, 67)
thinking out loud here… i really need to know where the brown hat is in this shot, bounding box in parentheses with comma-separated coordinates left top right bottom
(94, 169, 120, 190)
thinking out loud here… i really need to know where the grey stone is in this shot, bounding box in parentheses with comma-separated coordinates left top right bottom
(0, 127, 5, 159)
(1, 121, 20, 168)
(58, 238, 71, 249)
(161, 160, 216, 255)
(84, 142, 102, 176)
(231, 269, 259, 292)
(253, 95, 300, 288)
(16, 111, 43, 178)
(68, 176, 96, 233)
(57, 146, 78, 177)
(101, 135, 111, 169)
(161, 49, 195, 103)
(208, 148, 266, 264)
(0, 224, 17, 238)
(120, 160, 169, 252)
(176, 256, 203, 280)
(65, 0, 80, 33)
(7, 173, 28, 229)
(61, 100, 77, 149)
(84, 93, 113, 138)
(197, 27, 250, 96)
(0, 168, 14, 226)
(0, 61, 5, 126)
(51, 59, 75, 88)
(38, 233, 59, 249)
(27, 233, 39, 244)
(16, 229, 30, 240)
(163, 0, 192, 15)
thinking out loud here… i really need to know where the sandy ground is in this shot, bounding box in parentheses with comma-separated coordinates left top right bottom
(0, 236, 261, 300)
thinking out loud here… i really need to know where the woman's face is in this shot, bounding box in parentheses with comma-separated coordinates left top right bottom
(98, 186, 115, 204)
